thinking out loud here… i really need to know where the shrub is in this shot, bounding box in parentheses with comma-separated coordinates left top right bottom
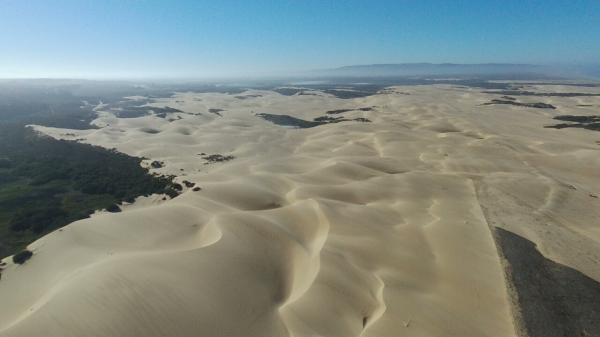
(106, 204, 122, 213)
(13, 249, 33, 264)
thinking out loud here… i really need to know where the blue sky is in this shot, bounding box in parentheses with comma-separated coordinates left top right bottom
(1, 0, 599, 78)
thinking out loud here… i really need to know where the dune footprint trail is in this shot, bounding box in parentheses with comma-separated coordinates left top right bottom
(2, 85, 600, 337)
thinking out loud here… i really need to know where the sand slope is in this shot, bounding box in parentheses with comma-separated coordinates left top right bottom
(1, 84, 599, 336)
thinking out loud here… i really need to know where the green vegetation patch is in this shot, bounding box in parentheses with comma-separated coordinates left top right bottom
(0, 125, 179, 258)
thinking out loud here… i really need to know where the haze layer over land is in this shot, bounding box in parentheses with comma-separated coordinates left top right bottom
(0, 81, 599, 337)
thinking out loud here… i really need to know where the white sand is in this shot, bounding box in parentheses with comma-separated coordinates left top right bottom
(1, 84, 599, 336)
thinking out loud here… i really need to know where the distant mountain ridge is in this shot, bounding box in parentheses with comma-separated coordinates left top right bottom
(316, 63, 600, 80)
(334, 63, 539, 70)
(318, 63, 545, 77)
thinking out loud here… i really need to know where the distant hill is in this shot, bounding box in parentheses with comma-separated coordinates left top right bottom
(315, 63, 600, 80)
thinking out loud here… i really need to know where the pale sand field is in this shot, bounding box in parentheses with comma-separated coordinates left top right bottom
(1, 84, 599, 336)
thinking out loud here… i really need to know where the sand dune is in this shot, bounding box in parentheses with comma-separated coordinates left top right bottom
(2, 84, 599, 336)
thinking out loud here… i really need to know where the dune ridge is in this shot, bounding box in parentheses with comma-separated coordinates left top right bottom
(1, 84, 599, 336)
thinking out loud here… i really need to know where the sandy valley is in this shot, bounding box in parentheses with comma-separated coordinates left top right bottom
(1, 84, 599, 337)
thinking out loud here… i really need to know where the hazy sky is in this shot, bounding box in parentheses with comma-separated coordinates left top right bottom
(1, 0, 599, 78)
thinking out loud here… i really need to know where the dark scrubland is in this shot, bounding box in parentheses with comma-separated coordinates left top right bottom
(495, 228, 600, 337)
(256, 113, 322, 128)
(257, 113, 371, 128)
(234, 94, 263, 99)
(326, 107, 375, 114)
(208, 108, 225, 116)
(200, 154, 235, 164)
(483, 90, 600, 97)
(272, 88, 307, 96)
(0, 125, 179, 258)
(114, 106, 183, 119)
(326, 108, 354, 115)
(0, 82, 183, 259)
(545, 115, 600, 131)
(482, 99, 556, 109)
(269, 77, 522, 99)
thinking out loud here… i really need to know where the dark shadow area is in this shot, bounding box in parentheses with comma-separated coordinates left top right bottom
(545, 115, 600, 131)
(494, 227, 600, 337)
